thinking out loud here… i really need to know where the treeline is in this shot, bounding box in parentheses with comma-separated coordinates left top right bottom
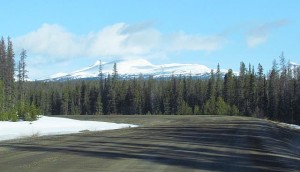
(0, 37, 299, 124)
(0, 37, 39, 121)
(24, 53, 300, 124)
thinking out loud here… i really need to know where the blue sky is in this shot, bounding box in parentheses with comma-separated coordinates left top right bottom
(0, 0, 299, 79)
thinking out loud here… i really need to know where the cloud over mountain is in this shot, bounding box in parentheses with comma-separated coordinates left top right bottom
(14, 22, 226, 65)
(246, 19, 289, 48)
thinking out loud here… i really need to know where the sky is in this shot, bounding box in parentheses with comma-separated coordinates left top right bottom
(0, 0, 299, 79)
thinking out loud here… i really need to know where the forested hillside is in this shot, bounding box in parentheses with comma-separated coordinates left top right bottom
(0, 37, 300, 124)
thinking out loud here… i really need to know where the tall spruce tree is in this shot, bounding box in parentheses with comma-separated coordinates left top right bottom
(257, 63, 265, 117)
(17, 49, 28, 102)
(223, 69, 235, 105)
(237, 62, 246, 113)
(97, 60, 103, 115)
(207, 69, 216, 100)
(216, 63, 222, 98)
(0, 37, 6, 81)
(5, 37, 15, 109)
(0, 37, 6, 110)
(268, 60, 279, 119)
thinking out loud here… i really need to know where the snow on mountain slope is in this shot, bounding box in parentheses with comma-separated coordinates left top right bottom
(43, 59, 220, 81)
(290, 62, 300, 69)
(290, 62, 299, 66)
(50, 72, 68, 79)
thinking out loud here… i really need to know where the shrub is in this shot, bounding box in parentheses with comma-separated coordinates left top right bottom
(17, 101, 40, 121)
(0, 109, 18, 121)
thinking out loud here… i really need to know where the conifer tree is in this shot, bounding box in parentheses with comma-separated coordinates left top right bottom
(0, 37, 6, 81)
(95, 92, 103, 115)
(223, 69, 235, 105)
(0, 37, 6, 110)
(207, 69, 216, 100)
(5, 37, 15, 108)
(62, 88, 69, 115)
(163, 80, 171, 115)
(216, 63, 222, 98)
(17, 49, 28, 102)
(97, 60, 104, 115)
(112, 62, 118, 81)
(0, 80, 3, 112)
(249, 65, 257, 116)
(237, 62, 246, 113)
(268, 60, 279, 119)
(256, 63, 265, 117)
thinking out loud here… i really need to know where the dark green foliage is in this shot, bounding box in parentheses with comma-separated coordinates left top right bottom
(215, 97, 230, 115)
(1, 39, 299, 125)
(223, 69, 235, 105)
(216, 64, 222, 98)
(20, 54, 300, 124)
(0, 37, 41, 121)
(17, 101, 39, 121)
(204, 97, 216, 115)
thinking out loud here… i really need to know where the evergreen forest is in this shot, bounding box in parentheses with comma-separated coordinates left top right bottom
(1, 37, 300, 124)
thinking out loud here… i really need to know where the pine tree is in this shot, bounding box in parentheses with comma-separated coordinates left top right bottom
(0, 37, 6, 110)
(294, 66, 300, 123)
(96, 60, 104, 115)
(237, 62, 246, 113)
(268, 60, 279, 119)
(111, 63, 118, 114)
(256, 63, 265, 117)
(249, 65, 257, 116)
(163, 80, 171, 115)
(95, 92, 103, 115)
(17, 49, 28, 102)
(0, 80, 3, 113)
(204, 97, 216, 115)
(62, 88, 69, 115)
(215, 97, 229, 115)
(216, 63, 222, 98)
(170, 75, 179, 114)
(80, 81, 89, 115)
(207, 69, 216, 101)
(125, 84, 135, 114)
(223, 69, 235, 105)
(112, 62, 118, 81)
(98, 59, 103, 92)
(278, 52, 288, 121)
(0, 37, 6, 81)
(5, 37, 15, 108)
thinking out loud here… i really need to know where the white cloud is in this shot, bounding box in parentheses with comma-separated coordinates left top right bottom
(14, 22, 225, 61)
(246, 35, 268, 48)
(14, 24, 83, 60)
(166, 32, 225, 52)
(246, 19, 289, 48)
(87, 23, 161, 57)
(13, 22, 226, 79)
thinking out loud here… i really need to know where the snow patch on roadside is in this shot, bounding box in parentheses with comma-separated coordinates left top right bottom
(275, 121, 300, 130)
(0, 116, 137, 142)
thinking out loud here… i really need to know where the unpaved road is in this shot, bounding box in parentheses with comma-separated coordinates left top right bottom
(0, 116, 299, 172)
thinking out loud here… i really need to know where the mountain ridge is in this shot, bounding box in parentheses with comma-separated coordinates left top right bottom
(40, 59, 231, 81)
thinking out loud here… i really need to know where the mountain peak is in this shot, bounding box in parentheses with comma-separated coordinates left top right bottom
(43, 58, 222, 81)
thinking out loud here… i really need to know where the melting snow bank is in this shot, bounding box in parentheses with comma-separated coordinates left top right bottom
(0, 116, 138, 142)
(273, 121, 300, 130)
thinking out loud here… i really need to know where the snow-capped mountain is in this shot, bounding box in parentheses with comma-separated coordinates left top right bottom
(42, 59, 226, 81)
(290, 62, 300, 69)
